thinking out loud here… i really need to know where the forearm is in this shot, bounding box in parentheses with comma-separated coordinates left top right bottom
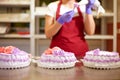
(45, 10, 74, 38)
(84, 14, 95, 35)
(45, 21, 62, 38)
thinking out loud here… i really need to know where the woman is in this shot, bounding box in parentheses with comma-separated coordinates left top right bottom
(44, 0, 95, 60)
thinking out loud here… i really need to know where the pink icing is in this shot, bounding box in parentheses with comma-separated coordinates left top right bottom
(44, 46, 72, 56)
(44, 48, 52, 55)
(93, 48, 100, 55)
(0, 46, 22, 54)
(0, 58, 29, 62)
(84, 58, 120, 63)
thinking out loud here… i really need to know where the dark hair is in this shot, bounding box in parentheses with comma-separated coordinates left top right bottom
(76, 0, 81, 2)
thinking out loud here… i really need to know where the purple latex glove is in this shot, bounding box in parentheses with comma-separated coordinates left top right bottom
(86, 0, 95, 14)
(57, 10, 74, 24)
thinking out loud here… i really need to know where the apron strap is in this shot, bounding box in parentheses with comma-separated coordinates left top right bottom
(56, 1, 62, 20)
(77, 7, 83, 19)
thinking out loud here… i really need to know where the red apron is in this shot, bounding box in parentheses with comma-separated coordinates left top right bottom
(50, 2, 89, 59)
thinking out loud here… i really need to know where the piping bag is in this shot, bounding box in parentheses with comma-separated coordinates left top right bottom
(75, 0, 105, 18)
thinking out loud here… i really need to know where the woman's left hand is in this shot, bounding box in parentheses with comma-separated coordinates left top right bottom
(86, 0, 95, 14)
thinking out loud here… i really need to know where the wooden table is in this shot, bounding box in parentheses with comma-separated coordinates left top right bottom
(0, 63, 120, 80)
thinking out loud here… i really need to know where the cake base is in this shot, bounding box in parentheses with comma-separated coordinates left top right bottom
(0, 65, 30, 70)
(84, 66, 120, 70)
(37, 62, 76, 70)
(0, 62, 31, 70)
(82, 60, 120, 70)
(37, 66, 74, 70)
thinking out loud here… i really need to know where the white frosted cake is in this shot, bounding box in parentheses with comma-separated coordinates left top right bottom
(37, 47, 77, 69)
(0, 46, 31, 69)
(82, 49, 120, 69)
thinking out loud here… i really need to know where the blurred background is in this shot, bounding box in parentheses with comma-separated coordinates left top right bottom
(0, 0, 119, 56)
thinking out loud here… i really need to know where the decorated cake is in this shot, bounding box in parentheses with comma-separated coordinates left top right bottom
(0, 46, 31, 69)
(37, 47, 77, 69)
(82, 49, 120, 69)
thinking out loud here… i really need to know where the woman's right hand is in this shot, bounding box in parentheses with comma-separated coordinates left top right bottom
(57, 10, 75, 24)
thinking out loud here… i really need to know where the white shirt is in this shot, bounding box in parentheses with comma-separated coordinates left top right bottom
(46, 1, 86, 20)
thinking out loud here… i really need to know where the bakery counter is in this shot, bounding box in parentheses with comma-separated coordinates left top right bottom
(0, 63, 120, 80)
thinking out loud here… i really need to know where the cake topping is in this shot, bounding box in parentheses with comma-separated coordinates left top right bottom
(0, 47, 4, 53)
(93, 48, 100, 55)
(0, 46, 21, 54)
(44, 48, 52, 55)
(53, 49, 65, 56)
(87, 48, 119, 56)
(52, 46, 61, 51)
(44, 47, 64, 55)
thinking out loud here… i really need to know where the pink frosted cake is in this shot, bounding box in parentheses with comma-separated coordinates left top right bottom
(0, 46, 31, 69)
(37, 47, 77, 69)
(82, 49, 120, 69)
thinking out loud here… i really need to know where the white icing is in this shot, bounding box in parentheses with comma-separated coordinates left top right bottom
(38, 53, 77, 69)
(0, 53, 31, 68)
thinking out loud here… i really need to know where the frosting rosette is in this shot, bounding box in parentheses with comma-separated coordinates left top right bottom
(0, 46, 22, 54)
(44, 47, 65, 56)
